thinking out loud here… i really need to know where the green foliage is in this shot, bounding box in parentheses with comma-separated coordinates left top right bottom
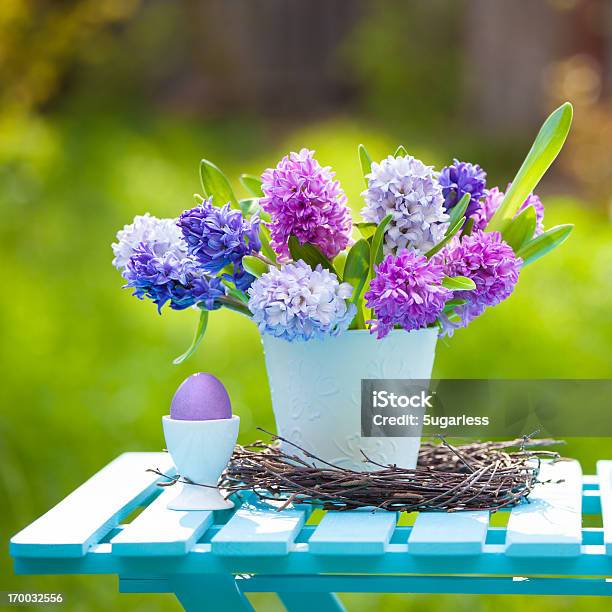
(344, 239, 370, 295)
(343, 239, 371, 329)
(446, 193, 470, 231)
(238, 197, 260, 218)
(462, 217, 475, 236)
(221, 279, 249, 305)
(425, 217, 464, 258)
(239, 173, 264, 197)
(355, 222, 376, 239)
(358, 143, 372, 186)
(502, 205, 537, 252)
(199, 159, 239, 207)
(334, 251, 348, 278)
(172, 309, 209, 365)
(258, 225, 277, 264)
(516, 224, 574, 267)
(288, 236, 336, 274)
(489, 103, 573, 232)
(370, 213, 393, 275)
(242, 255, 268, 278)
(442, 276, 476, 291)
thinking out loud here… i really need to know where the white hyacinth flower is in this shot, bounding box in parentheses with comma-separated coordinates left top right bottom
(112, 213, 186, 270)
(361, 154, 449, 255)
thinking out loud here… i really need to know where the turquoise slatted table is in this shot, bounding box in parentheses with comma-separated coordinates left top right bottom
(10, 454, 612, 611)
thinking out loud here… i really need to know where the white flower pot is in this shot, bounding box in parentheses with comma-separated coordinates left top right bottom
(262, 328, 438, 471)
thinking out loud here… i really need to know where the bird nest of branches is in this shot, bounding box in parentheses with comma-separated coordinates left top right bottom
(152, 429, 564, 513)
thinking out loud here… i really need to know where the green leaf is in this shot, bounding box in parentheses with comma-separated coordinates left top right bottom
(239, 197, 261, 218)
(425, 216, 464, 258)
(240, 173, 264, 197)
(239, 198, 270, 222)
(502, 204, 537, 252)
(462, 217, 475, 237)
(343, 239, 370, 303)
(394, 145, 408, 157)
(446, 193, 470, 232)
(442, 276, 476, 291)
(358, 144, 373, 187)
(259, 225, 277, 264)
(351, 307, 366, 330)
(173, 309, 209, 365)
(516, 224, 573, 266)
(370, 214, 393, 276)
(199, 159, 239, 207)
(489, 102, 573, 232)
(242, 255, 269, 278)
(355, 222, 376, 239)
(218, 298, 252, 318)
(334, 251, 347, 278)
(288, 236, 337, 274)
(343, 239, 370, 331)
(221, 279, 249, 305)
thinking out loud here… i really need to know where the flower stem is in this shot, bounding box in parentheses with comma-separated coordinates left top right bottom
(173, 309, 209, 365)
(253, 251, 277, 268)
(218, 296, 252, 318)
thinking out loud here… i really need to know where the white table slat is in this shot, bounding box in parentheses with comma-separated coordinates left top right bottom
(111, 488, 213, 556)
(10, 452, 174, 558)
(212, 502, 305, 556)
(309, 510, 398, 556)
(596, 461, 612, 555)
(505, 460, 583, 557)
(408, 511, 489, 555)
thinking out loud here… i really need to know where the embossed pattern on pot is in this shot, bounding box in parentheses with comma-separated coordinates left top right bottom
(262, 328, 438, 470)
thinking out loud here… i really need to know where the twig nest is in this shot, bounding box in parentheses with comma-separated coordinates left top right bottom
(218, 433, 564, 513)
(170, 372, 232, 420)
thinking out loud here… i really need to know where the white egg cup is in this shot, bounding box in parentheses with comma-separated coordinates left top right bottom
(162, 415, 240, 511)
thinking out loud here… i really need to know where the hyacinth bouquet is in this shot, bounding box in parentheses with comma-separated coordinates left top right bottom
(113, 103, 574, 363)
(112, 102, 575, 469)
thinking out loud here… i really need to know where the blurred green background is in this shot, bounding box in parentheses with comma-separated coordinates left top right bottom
(1, 1, 611, 610)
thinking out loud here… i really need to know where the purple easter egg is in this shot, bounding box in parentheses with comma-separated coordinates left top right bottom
(170, 373, 232, 421)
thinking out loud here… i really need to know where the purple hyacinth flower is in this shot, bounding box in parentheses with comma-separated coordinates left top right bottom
(227, 261, 256, 292)
(178, 199, 261, 274)
(365, 250, 452, 339)
(123, 243, 225, 313)
(471, 187, 505, 231)
(436, 230, 521, 335)
(260, 149, 352, 260)
(439, 159, 487, 218)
